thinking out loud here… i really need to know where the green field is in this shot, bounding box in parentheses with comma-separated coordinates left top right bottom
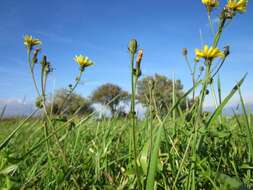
(1, 104, 253, 189)
(1, 0, 252, 189)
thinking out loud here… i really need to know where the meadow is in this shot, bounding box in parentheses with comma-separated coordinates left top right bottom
(0, 0, 253, 189)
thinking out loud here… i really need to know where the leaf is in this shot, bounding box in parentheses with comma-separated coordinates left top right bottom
(217, 74, 222, 105)
(139, 141, 149, 175)
(0, 109, 38, 151)
(145, 126, 163, 190)
(238, 86, 253, 161)
(0, 165, 18, 175)
(206, 74, 247, 127)
(0, 105, 7, 120)
(217, 173, 249, 190)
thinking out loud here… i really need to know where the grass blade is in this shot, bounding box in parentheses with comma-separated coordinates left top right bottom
(206, 73, 247, 127)
(0, 109, 38, 151)
(145, 126, 163, 190)
(0, 105, 7, 121)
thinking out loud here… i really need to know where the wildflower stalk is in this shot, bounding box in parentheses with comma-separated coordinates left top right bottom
(26, 45, 70, 170)
(198, 63, 211, 113)
(189, 11, 230, 186)
(148, 82, 154, 158)
(207, 12, 215, 34)
(58, 69, 84, 115)
(40, 76, 50, 158)
(196, 11, 227, 115)
(211, 55, 227, 78)
(129, 51, 141, 188)
(183, 49, 196, 100)
(26, 48, 52, 167)
(212, 16, 226, 48)
(27, 49, 40, 97)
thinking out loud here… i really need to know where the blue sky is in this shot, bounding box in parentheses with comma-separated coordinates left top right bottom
(0, 0, 252, 108)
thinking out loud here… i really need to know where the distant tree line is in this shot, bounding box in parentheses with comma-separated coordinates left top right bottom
(47, 74, 190, 117)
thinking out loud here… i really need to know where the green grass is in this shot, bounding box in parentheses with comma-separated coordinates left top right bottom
(1, 109, 253, 189)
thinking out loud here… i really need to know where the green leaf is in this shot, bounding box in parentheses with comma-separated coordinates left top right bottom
(145, 126, 163, 190)
(0, 165, 18, 175)
(217, 173, 249, 190)
(206, 74, 247, 127)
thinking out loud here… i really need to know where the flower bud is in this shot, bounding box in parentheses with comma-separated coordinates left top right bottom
(199, 66, 204, 72)
(208, 77, 213, 84)
(224, 45, 230, 57)
(32, 48, 40, 64)
(45, 63, 53, 74)
(41, 55, 47, 66)
(35, 96, 43, 109)
(182, 48, 188, 56)
(136, 48, 143, 67)
(128, 39, 138, 54)
(135, 48, 143, 78)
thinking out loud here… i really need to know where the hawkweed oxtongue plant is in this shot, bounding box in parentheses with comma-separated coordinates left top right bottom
(196, 0, 248, 115)
(128, 39, 143, 188)
(57, 54, 94, 115)
(24, 35, 94, 177)
(179, 1, 249, 188)
(24, 35, 55, 167)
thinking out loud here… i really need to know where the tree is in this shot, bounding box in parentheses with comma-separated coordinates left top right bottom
(91, 83, 129, 116)
(137, 74, 186, 116)
(48, 88, 93, 116)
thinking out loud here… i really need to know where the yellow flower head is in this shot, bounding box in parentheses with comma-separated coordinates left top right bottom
(202, 0, 219, 12)
(195, 45, 224, 62)
(74, 55, 94, 69)
(226, 0, 248, 13)
(24, 35, 41, 50)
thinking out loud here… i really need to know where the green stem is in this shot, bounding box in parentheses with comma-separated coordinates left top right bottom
(130, 52, 141, 188)
(207, 12, 215, 35)
(212, 17, 226, 48)
(184, 55, 196, 100)
(196, 62, 210, 118)
(58, 69, 83, 115)
(27, 49, 40, 97)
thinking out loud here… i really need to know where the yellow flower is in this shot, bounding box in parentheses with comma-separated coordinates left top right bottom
(226, 0, 248, 13)
(24, 35, 41, 49)
(74, 55, 94, 68)
(195, 45, 224, 62)
(202, 0, 219, 12)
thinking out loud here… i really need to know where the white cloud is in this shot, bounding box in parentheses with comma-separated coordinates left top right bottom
(0, 98, 36, 117)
